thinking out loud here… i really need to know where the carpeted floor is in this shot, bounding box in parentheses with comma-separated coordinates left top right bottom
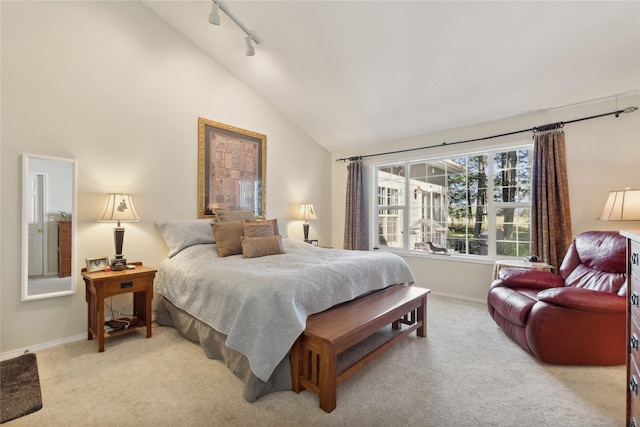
(2, 294, 625, 426)
(0, 353, 43, 424)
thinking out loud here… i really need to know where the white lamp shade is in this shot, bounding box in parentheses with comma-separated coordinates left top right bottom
(98, 193, 140, 222)
(297, 203, 317, 221)
(597, 189, 640, 221)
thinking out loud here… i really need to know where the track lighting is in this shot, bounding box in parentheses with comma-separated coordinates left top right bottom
(208, 0, 260, 56)
(245, 37, 255, 56)
(208, 2, 220, 25)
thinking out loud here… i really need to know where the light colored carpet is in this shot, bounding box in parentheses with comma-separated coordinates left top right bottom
(4, 294, 625, 426)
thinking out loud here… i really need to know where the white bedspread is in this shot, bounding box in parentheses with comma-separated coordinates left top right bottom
(156, 238, 414, 382)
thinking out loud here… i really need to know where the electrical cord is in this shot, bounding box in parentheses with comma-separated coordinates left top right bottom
(104, 298, 134, 318)
(104, 298, 133, 329)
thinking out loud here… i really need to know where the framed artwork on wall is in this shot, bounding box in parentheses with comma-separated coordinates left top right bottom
(197, 117, 267, 219)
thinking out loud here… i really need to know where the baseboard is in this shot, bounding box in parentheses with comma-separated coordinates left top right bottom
(0, 333, 86, 361)
(429, 290, 485, 304)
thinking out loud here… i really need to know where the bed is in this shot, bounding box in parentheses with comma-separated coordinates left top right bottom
(154, 219, 415, 401)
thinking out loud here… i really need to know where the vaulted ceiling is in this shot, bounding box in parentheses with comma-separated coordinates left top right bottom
(142, 1, 640, 153)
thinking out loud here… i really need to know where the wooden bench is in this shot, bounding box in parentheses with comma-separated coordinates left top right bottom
(290, 285, 430, 412)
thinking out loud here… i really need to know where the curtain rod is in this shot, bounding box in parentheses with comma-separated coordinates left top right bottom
(335, 106, 638, 163)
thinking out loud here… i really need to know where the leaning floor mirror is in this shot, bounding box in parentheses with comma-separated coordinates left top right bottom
(21, 154, 77, 301)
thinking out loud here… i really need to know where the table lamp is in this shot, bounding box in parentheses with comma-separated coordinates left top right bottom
(98, 193, 140, 267)
(297, 203, 317, 241)
(597, 187, 640, 221)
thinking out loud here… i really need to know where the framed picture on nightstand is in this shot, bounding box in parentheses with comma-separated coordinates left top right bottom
(85, 256, 109, 272)
(306, 239, 318, 246)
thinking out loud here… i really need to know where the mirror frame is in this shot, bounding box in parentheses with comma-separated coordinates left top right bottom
(21, 153, 78, 301)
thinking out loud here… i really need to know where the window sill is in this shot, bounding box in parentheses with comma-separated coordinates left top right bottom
(378, 248, 500, 266)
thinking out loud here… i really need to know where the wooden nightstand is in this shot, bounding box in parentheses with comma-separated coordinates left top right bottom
(82, 262, 156, 352)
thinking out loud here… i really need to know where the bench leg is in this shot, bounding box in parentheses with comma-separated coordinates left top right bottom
(417, 293, 427, 337)
(393, 309, 417, 330)
(318, 344, 337, 413)
(290, 339, 304, 393)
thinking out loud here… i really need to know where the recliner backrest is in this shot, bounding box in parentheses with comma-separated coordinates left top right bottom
(558, 231, 627, 294)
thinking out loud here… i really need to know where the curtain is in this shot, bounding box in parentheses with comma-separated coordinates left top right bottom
(344, 160, 368, 250)
(531, 123, 573, 272)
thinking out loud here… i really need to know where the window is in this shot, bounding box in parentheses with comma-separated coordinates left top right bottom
(374, 145, 533, 258)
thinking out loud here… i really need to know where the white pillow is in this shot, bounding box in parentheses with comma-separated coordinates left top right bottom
(156, 219, 216, 258)
(277, 217, 289, 238)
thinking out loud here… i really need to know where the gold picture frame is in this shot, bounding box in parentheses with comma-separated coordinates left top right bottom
(198, 118, 266, 219)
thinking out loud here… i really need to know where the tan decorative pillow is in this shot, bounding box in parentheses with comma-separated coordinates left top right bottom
(244, 219, 279, 236)
(214, 208, 256, 222)
(211, 222, 244, 257)
(241, 235, 285, 258)
(243, 222, 275, 238)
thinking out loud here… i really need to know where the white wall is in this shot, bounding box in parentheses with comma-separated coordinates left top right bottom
(1, 1, 331, 354)
(332, 94, 640, 301)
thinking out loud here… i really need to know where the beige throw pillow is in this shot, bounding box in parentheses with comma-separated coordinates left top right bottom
(241, 235, 285, 258)
(214, 208, 256, 222)
(244, 219, 279, 236)
(211, 222, 244, 257)
(243, 222, 275, 238)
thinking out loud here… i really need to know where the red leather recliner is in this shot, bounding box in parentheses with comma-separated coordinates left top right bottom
(487, 231, 627, 365)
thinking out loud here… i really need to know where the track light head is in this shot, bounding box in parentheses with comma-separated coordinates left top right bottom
(245, 37, 255, 56)
(209, 1, 220, 25)
(209, 1, 259, 56)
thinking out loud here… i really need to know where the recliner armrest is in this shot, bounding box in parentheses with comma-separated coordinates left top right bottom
(497, 268, 564, 290)
(536, 287, 625, 313)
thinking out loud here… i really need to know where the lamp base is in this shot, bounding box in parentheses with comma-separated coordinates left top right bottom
(303, 223, 310, 240)
(111, 256, 127, 267)
(112, 226, 127, 267)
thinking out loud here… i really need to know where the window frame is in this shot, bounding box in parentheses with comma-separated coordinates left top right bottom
(369, 142, 533, 260)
